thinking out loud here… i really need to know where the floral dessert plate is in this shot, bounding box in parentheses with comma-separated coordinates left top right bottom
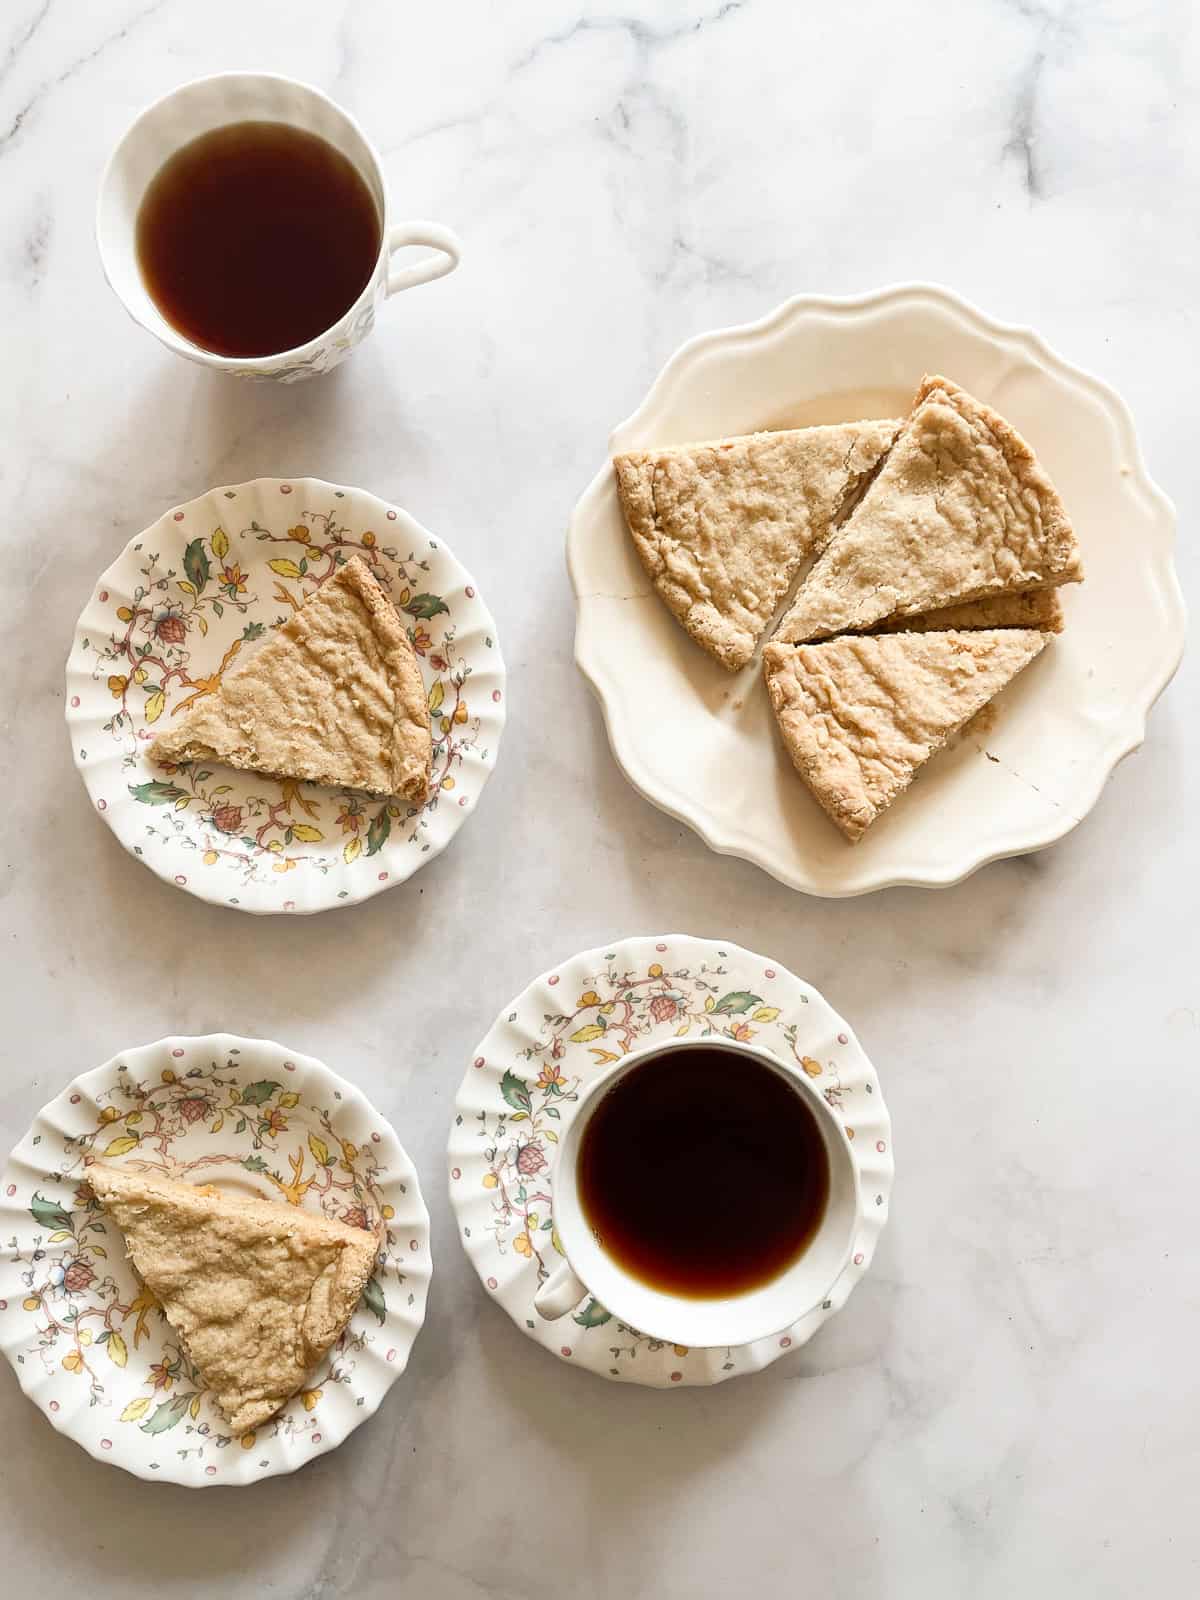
(568, 284, 1186, 894)
(448, 934, 893, 1387)
(67, 477, 506, 913)
(0, 1034, 430, 1486)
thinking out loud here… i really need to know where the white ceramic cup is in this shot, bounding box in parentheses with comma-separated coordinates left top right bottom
(97, 72, 462, 382)
(533, 1037, 864, 1348)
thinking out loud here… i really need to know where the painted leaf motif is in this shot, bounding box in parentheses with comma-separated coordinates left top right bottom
(129, 1285, 159, 1346)
(365, 807, 391, 856)
(140, 1392, 196, 1435)
(183, 538, 210, 594)
(344, 836, 363, 865)
(573, 1298, 613, 1329)
(143, 689, 166, 725)
(189, 1394, 202, 1420)
(711, 991, 763, 1016)
(752, 1006, 780, 1022)
(308, 1133, 332, 1167)
(128, 780, 187, 806)
(290, 824, 324, 843)
(106, 1332, 128, 1368)
(499, 1070, 533, 1115)
(47, 1229, 73, 1243)
(428, 681, 445, 714)
(103, 1133, 140, 1158)
(268, 558, 304, 579)
(241, 1155, 268, 1173)
(29, 1192, 73, 1234)
(404, 593, 449, 621)
(119, 1396, 151, 1423)
(239, 1080, 280, 1106)
(569, 1024, 606, 1043)
(211, 526, 229, 559)
(361, 1274, 386, 1326)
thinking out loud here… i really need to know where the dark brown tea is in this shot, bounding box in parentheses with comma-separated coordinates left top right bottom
(577, 1047, 830, 1299)
(136, 121, 382, 358)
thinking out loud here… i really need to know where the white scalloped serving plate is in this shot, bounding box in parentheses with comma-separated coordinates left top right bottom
(0, 1035, 430, 1486)
(568, 284, 1186, 895)
(448, 934, 892, 1387)
(67, 478, 506, 914)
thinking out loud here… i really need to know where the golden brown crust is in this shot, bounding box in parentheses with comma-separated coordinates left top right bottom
(776, 375, 1083, 644)
(87, 1163, 378, 1436)
(872, 587, 1064, 635)
(614, 421, 901, 671)
(150, 555, 431, 801)
(763, 628, 1048, 841)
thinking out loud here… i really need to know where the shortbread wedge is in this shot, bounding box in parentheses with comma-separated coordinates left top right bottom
(614, 419, 901, 671)
(874, 587, 1063, 635)
(763, 628, 1048, 841)
(87, 1163, 378, 1435)
(150, 555, 431, 802)
(775, 376, 1082, 644)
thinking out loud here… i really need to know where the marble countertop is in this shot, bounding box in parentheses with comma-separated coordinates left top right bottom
(1, 2, 1196, 1595)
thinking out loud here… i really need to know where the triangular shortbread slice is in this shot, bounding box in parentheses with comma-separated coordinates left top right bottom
(614, 420, 901, 671)
(87, 1163, 378, 1435)
(150, 555, 431, 802)
(775, 376, 1082, 644)
(763, 628, 1048, 841)
(874, 587, 1063, 635)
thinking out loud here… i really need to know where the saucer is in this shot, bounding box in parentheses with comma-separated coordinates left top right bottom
(66, 477, 506, 914)
(447, 934, 893, 1387)
(0, 1035, 431, 1486)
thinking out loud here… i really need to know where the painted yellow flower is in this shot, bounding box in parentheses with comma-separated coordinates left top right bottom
(220, 562, 248, 595)
(98, 1106, 121, 1124)
(648, 962, 663, 979)
(336, 805, 361, 836)
(536, 1062, 567, 1092)
(203, 850, 219, 865)
(381, 1204, 394, 1219)
(61, 1349, 84, 1374)
(577, 990, 601, 1008)
(512, 1231, 533, 1258)
(260, 1106, 288, 1137)
(482, 1172, 498, 1189)
(239, 1431, 257, 1449)
(730, 1022, 755, 1043)
(801, 1056, 823, 1077)
(361, 530, 376, 548)
(107, 674, 127, 699)
(301, 1388, 322, 1411)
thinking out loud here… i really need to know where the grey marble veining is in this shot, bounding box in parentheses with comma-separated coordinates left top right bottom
(0, 2, 1196, 1596)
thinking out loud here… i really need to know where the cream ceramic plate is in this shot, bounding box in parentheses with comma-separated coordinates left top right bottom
(67, 478, 505, 913)
(0, 1035, 430, 1487)
(568, 285, 1185, 894)
(448, 934, 892, 1387)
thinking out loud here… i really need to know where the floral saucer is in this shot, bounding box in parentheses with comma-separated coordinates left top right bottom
(67, 478, 506, 914)
(0, 1035, 430, 1486)
(448, 935, 893, 1387)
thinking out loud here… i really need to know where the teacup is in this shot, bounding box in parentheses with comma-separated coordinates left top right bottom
(533, 1037, 864, 1348)
(97, 72, 462, 382)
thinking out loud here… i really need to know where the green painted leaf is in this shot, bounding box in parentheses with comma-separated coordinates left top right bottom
(711, 990, 764, 1016)
(499, 1070, 532, 1115)
(573, 1298, 612, 1328)
(30, 1191, 73, 1234)
(128, 780, 187, 806)
(140, 1391, 196, 1436)
(241, 1155, 268, 1173)
(211, 599, 224, 618)
(242, 621, 265, 641)
(365, 806, 391, 856)
(362, 1274, 386, 1325)
(183, 538, 210, 594)
(239, 1080, 280, 1106)
(403, 592, 449, 621)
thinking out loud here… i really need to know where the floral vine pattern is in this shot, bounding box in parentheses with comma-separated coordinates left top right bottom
(10, 1053, 408, 1464)
(81, 496, 488, 888)
(469, 952, 856, 1367)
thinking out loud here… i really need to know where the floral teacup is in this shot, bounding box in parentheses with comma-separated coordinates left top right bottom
(97, 72, 462, 382)
(533, 1038, 864, 1348)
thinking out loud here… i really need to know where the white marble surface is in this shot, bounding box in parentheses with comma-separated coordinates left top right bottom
(0, 1, 1196, 1595)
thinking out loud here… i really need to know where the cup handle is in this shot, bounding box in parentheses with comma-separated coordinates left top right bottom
(533, 1261, 589, 1321)
(385, 221, 463, 296)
